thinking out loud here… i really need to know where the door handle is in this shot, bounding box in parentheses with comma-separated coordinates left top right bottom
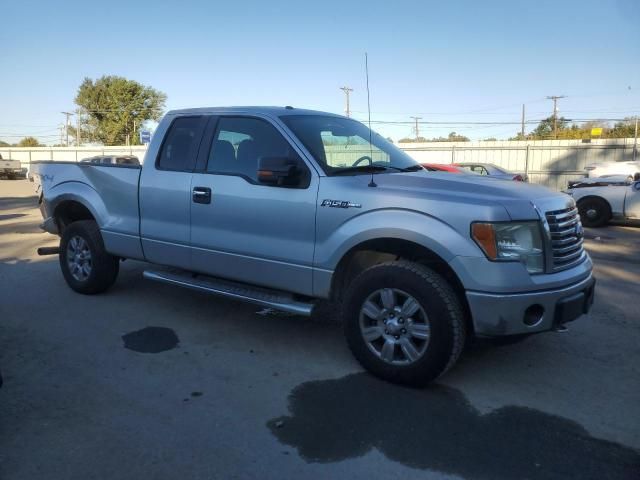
(192, 187, 211, 204)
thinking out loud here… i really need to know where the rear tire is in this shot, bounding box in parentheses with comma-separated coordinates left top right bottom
(59, 220, 119, 294)
(342, 261, 466, 387)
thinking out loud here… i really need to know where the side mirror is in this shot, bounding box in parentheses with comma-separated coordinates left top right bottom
(257, 156, 303, 187)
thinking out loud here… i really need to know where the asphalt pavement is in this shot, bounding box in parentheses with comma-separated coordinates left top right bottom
(1, 179, 638, 480)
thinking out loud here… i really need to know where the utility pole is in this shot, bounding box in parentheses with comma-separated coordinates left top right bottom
(410, 116, 422, 140)
(520, 104, 525, 138)
(61, 111, 74, 147)
(340, 86, 353, 117)
(75, 108, 81, 146)
(634, 116, 638, 162)
(546, 95, 566, 139)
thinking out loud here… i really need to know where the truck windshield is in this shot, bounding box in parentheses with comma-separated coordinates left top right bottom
(281, 115, 421, 175)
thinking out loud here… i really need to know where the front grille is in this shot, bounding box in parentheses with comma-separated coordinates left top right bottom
(545, 207, 585, 271)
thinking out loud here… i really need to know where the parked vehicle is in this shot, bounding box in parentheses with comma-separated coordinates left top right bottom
(30, 107, 595, 386)
(421, 163, 466, 173)
(80, 155, 140, 166)
(454, 162, 528, 182)
(567, 178, 640, 227)
(568, 175, 634, 189)
(585, 160, 640, 181)
(0, 154, 23, 179)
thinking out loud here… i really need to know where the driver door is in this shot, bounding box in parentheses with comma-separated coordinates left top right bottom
(189, 115, 319, 296)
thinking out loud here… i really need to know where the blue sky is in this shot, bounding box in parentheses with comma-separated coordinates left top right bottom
(1, 0, 639, 144)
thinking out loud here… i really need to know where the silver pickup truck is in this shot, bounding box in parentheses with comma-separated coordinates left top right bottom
(31, 107, 595, 385)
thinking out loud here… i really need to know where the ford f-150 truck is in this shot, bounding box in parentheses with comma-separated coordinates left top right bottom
(31, 107, 595, 385)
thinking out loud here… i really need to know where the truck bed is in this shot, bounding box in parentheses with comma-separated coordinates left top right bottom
(30, 161, 143, 258)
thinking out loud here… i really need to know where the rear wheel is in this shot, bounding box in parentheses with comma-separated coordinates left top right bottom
(59, 220, 119, 294)
(342, 261, 466, 386)
(578, 197, 611, 228)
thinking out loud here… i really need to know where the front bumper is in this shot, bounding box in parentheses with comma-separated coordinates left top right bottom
(466, 274, 595, 337)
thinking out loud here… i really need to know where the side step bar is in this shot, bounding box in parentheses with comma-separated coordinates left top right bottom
(143, 270, 314, 316)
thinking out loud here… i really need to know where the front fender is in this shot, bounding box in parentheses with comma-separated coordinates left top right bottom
(312, 209, 482, 297)
(315, 209, 480, 271)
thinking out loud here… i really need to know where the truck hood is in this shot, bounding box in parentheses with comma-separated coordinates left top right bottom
(372, 172, 574, 220)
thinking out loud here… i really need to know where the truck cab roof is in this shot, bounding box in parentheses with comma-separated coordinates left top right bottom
(166, 106, 345, 119)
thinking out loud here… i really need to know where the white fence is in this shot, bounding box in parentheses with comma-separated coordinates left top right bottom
(0, 146, 148, 164)
(2, 138, 638, 190)
(398, 138, 638, 190)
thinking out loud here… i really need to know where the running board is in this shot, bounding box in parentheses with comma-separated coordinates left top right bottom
(143, 270, 314, 316)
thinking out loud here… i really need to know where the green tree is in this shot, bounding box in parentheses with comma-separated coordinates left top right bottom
(18, 137, 42, 147)
(0, 140, 10, 147)
(447, 132, 470, 142)
(529, 116, 571, 139)
(73, 76, 166, 145)
(398, 136, 428, 143)
(609, 118, 638, 138)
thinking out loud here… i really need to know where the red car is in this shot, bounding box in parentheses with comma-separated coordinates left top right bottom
(421, 163, 466, 173)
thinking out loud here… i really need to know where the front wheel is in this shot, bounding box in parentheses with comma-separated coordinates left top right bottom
(342, 261, 466, 386)
(59, 220, 119, 294)
(578, 198, 611, 228)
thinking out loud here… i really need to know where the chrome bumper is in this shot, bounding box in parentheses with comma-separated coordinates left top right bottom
(466, 274, 595, 337)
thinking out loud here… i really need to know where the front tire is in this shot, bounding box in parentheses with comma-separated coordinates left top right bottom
(342, 261, 466, 386)
(578, 197, 611, 228)
(59, 220, 119, 294)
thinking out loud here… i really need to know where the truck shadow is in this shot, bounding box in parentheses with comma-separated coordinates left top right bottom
(267, 373, 639, 479)
(0, 195, 39, 211)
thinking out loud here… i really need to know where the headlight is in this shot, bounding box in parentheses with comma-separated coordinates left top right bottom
(471, 221, 545, 274)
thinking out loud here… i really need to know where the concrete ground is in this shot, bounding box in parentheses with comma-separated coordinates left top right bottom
(1, 179, 638, 480)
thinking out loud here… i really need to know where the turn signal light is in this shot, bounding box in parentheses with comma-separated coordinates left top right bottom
(471, 223, 497, 259)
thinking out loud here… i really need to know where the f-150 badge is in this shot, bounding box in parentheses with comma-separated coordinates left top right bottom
(321, 199, 362, 209)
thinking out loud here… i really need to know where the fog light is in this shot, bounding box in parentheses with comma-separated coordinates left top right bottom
(523, 304, 544, 326)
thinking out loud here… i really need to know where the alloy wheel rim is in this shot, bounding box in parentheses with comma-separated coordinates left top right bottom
(359, 288, 430, 365)
(66, 236, 92, 281)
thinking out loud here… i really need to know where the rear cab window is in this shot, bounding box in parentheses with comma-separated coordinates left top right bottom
(157, 116, 207, 171)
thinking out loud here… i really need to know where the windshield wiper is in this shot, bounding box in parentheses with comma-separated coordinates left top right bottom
(331, 164, 423, 176)
(398, 164, 424, 172)
(331, 165, 392, 175)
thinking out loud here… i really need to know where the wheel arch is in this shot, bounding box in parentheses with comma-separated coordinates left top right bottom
(329, 237, 474, 336)
(48, 183, 107, 234)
